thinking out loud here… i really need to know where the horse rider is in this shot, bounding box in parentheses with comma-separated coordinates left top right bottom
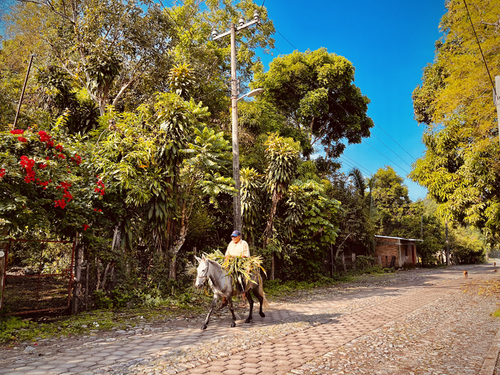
(221, 230, 250, 306)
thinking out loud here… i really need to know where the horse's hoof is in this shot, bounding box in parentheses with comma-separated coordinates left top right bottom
(245, 318, 252, 323)
(201, 324, 207, 330)
(231, 322, 236, 327)
(259, 312, 265, 318)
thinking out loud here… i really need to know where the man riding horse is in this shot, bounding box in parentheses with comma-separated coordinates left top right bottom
(222, 230, 249, 305)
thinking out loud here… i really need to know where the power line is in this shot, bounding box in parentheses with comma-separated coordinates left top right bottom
(374, 124, 418, 161)
(362, 141, 410, 175)
(276, 29, 297, 50)
(339, 155, 373, 176)
(371, 133, 413, 168)
(463, 0, 496, 92)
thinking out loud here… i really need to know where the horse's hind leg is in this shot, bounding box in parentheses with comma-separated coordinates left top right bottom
(245, 291, 254, 323)
(228, 299, 237, 327)
(255, 287, 266, 318)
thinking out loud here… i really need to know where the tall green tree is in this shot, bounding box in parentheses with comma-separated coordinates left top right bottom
(262, 132, 301, 279)
(410, 0, 500, 244)
(371, 166, 411, 236)
(254, 48, 373, 159)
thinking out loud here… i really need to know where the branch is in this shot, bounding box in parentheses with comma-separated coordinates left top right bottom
(112, 74, 140, 107)
(17, 0, 75, 24)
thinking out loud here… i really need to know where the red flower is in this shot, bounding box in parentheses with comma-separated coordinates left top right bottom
(20, 156, 36, 183)
(83, 224, 90, 231)
(71, 154, 82, 165)
(39, 163, 47, 169)
(57, 154, 66, 159)
(0, 169, 5, 178)
(46, 140, 54, 148)
(38, 130, 50, 141)
(60, 181, 72, 189)
(10, 129, 24, 135)
(46, 156, 50, 160)
(55, 144, 64, 152)
(18, 136, 27, 142)
(54, 199, 67, 209)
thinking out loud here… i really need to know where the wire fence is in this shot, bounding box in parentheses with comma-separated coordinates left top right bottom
(0, 239, 75, 315)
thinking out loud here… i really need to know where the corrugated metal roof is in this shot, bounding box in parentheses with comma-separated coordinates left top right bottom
(374, 235, 423, 242)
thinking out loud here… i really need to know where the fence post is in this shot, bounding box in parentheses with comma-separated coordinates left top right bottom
(0, 241, 7, 311)
(72, 238, 83, 314)
(352, 253, 356, 270)
(342, 253, 346, 273)
(378, 255, 382, 265)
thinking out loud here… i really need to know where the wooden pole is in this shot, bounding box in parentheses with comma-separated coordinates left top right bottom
(445, 220, 450, 266)
(230, 23, 242, 232)
(13, 54, 34, 129)
(495, 77, 500, 147)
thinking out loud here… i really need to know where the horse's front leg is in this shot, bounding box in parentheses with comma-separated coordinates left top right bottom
(202, 295, 218, 330)
(245, 291, 254, 323)
(228, 297, 237, 327)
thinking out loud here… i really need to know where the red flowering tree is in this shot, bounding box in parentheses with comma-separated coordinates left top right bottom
(0, 126, 104, 237)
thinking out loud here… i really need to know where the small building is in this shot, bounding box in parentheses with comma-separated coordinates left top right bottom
(374, 235, 421, 268)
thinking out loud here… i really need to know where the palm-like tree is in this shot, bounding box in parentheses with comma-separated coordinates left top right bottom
(348, 167, 366, 198)
(263, 133, 301, 279)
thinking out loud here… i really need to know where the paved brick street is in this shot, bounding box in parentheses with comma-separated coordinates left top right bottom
(1, 264, 499, 375)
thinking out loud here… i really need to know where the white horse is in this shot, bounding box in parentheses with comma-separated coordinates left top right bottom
(195, 255, 268, 330)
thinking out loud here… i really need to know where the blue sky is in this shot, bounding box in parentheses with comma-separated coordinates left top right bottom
(258, 0, 447, 201)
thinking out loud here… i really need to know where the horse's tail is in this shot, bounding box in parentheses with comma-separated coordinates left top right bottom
(258, 274, 270, 311)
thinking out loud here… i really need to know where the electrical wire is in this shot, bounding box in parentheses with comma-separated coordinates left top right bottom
(462, 0, 496, 93)
(339, 155, 373, 176)
(276, 30, 297, 50)
(362, 140, 410, 175)
(374, 123, 418, 161)
(371, 133, 414, 168)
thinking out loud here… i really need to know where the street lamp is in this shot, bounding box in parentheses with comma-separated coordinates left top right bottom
(212, 10, 261, 233)
(238, 88, 264, 101)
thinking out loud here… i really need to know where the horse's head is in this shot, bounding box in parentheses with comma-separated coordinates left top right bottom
(194, 255, 209, 288)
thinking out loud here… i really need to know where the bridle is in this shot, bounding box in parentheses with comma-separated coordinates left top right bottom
(196, 258, 210, 285)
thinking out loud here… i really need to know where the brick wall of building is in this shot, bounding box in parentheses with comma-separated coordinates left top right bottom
(375, 237, 417, 268)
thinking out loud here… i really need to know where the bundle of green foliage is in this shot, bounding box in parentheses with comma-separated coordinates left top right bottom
(207, 250, 266, 288)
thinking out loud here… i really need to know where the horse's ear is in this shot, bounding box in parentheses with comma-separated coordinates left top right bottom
(195, 256, 202, 263)
(201, 254, 207, 261)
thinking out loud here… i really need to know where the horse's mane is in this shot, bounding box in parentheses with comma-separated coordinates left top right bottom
(206, 258, 222, 269)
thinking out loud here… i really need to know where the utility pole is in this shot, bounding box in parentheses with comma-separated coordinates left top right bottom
(212, 11, 261, 232)
(445, 220, 450, 266)
(495, 76, 500, 146)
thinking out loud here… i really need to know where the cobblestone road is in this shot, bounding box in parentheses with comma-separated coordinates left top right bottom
(1, 264, 499, 375)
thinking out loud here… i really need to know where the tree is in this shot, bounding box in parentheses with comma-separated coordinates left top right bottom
(92, 93, 234, 280)
(371, 166, 411, 236)
(254, 48, 374, 159)
(279, 179, 340, 280)
(410, 0, 500, 244)
(328, 170, 373, 258)
(262, 133, 301, 279)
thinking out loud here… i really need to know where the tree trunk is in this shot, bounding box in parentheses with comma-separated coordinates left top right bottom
(72, 238, 83, 315)
(271, 254, 275, 280)
(168, 205, 189, 280)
